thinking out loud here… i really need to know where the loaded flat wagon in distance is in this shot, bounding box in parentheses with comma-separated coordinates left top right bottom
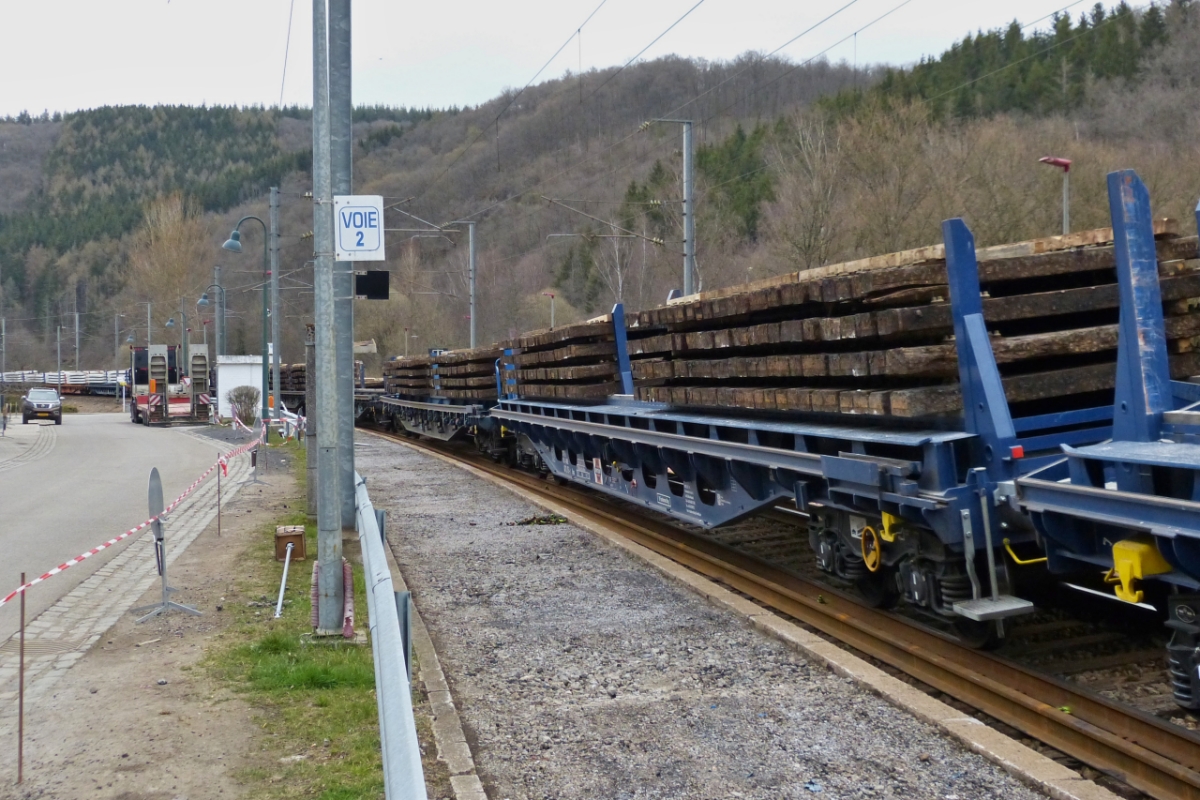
(128, 345, 212, 426)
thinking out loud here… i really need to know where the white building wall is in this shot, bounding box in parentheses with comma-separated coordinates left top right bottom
(215, 356, 264, 421)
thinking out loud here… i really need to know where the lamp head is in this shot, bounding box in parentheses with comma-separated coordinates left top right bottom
(221, 229, 243, 253)
(1038, 156, 1072, 172)
(197, 292, 210, 307)
(126, 333, 134, 344)
(165, 316, 175, 328)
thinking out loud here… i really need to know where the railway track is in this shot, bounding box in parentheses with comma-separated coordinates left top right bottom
(366, 426, 1200, 800)
(709, 509, 1193, 728)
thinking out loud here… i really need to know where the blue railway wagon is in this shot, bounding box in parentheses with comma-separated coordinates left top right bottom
(360, 171, 1200, 710)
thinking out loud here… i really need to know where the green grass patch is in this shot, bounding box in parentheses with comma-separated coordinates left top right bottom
(205, 509, 386, 800)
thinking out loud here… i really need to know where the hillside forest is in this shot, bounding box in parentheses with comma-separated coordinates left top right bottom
(0, 1, 1197, 374)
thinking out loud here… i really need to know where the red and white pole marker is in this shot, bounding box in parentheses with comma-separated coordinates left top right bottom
(18, 570, 25, 784)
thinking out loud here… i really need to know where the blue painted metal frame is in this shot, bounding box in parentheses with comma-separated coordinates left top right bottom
(1016, 170, 1200, 588)
(611, 303, 634, 396)
(376, 395, 485, 441)
(1110, 170, 1171, 453)
(492, 397, 974, 532)
(501, 347, 518, 400)
(944, 217, 1019, 485)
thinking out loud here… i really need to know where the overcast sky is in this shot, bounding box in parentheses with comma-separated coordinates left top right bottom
(0, 0, 1090, 117)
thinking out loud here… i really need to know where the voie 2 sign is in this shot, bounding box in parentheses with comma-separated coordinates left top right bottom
(334, 195, 386, 261)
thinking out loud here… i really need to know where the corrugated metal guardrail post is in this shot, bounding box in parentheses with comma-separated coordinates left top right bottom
(354, 472, 428, 799)
(395, 591, 413, 684)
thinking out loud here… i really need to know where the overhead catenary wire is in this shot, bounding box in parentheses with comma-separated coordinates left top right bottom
(278, 0, 297, 107)
(1020, 0, 1091, 31)
(447, 0, 875, 226)
(580, 0, 709, 104)
(401, 0, 1076, 320)
(555, 0, 1089, 274)
(925, 3, 1134, 105)
(425, 0, 725, 226)
(619, 0, 1087, 210)
(412, 0, 611, 204)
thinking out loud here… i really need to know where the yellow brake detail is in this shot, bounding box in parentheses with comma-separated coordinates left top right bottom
(1108, 538, 1172, 604)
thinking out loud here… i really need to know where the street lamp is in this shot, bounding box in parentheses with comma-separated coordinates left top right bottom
(1039, 156, 1072, 236)
(165, 309, 189, 374)
(541, 291, 556, 329)
(404, 327, 418, 358)
(114, 314, 125, 364)
(139, 301, 152, 348)
(222, 219, 270, 424)
(197, 283, 227, 357)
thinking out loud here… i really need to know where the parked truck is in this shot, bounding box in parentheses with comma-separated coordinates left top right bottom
(128, 345, 212, 426)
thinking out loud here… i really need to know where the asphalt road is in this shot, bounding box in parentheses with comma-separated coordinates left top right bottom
(0, 413, 223, 644)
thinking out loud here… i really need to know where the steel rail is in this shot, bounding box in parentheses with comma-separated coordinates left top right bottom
(368, 428, 1200, 800)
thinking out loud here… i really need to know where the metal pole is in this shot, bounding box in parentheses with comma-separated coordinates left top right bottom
(74, 311, 79, 371)
(468, 220, 477, 348)
(214, 265, 225, 357)
(682, 120, 695, 296)
(331, 0, 355, 529)
(180, 309, 188, 375)
(114, 314, 119, 364)
(3, 317, 7, 381)
(270, 187, 282, 422)
(1062, 170, 1070, 236)
(313, 0, 344, 633)
(550, 295, 555, 329)
(217, 464, 222, 537)
(147, 302, 151, 349)
(275, 542, 295, 618)
(18, 571, 25, 785)
(305, 323, 317, 518)
(261, 225, 270, 427)
(56, 325, 61, 395)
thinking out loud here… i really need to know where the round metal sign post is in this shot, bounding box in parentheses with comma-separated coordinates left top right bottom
(132, 467, 202, 622)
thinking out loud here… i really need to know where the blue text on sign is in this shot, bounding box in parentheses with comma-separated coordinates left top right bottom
(338, 207, 381, 251)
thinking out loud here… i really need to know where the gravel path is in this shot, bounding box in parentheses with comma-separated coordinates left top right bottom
(358, 434, 1049, 800)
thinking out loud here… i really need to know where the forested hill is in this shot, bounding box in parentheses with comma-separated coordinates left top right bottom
(0, 103, 436, 332)
(0, 1, 1194, 369)
(824, 1, 1178, 117)
(0, 104, 439, 275)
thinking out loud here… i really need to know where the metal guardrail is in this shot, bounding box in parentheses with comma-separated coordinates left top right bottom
(354, 472, 428, 800)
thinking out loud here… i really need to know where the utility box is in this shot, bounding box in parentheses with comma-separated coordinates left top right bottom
(274, 525, 306, 561)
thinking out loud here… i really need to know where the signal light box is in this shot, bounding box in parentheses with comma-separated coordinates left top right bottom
(334, 195, 385, 261)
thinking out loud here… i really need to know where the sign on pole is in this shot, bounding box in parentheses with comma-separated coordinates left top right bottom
(334, 195, 386, 261)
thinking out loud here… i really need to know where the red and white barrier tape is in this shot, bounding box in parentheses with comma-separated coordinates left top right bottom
(0, 426, 266, 608)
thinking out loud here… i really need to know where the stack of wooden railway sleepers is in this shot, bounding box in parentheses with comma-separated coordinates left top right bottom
(502, 315, 622, 401)
(287, 363, 307, 393)
(383, 355, 433, 397)
(430, 346, 501, 402)
(628, 221, 1200, 419)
